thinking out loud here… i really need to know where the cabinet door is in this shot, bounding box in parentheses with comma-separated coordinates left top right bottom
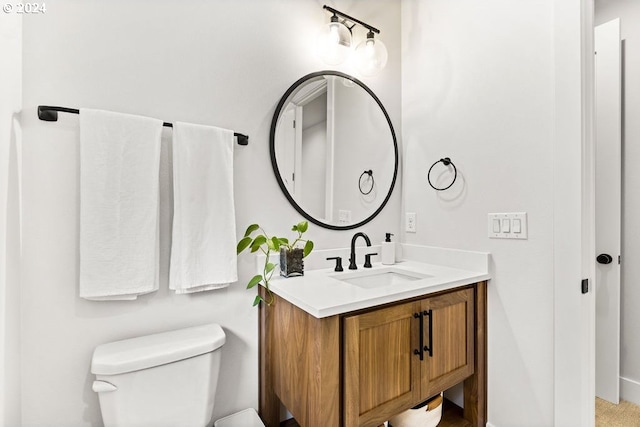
(420, 287, 475, 399)
(344, 301, 422, 427)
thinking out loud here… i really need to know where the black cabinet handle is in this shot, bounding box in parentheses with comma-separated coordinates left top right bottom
(423, 309, 433, 358)
(413, 312, 424, 361)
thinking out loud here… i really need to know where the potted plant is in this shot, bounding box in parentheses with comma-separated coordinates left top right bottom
(237, 220, 314, 306)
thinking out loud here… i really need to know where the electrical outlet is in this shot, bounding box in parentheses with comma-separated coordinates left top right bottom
(406, 212, 417, 233)
(338, 210, 351, 224)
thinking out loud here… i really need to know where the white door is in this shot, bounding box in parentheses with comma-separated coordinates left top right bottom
(274, 105, 297, 195)
(594, 18, 622, 405)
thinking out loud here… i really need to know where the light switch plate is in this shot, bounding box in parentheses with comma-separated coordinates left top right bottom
(488, 212, 527, 239)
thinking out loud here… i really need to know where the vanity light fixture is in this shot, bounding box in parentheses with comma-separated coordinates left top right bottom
(318, 7, 354, 65)
(318, 5, 388, 75)
(354, 30, 388, 77)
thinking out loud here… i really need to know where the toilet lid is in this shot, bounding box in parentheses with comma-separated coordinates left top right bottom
(91, 323, 225, 375)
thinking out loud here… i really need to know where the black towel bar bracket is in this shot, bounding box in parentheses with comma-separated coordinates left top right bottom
(37, 105, 249, 146)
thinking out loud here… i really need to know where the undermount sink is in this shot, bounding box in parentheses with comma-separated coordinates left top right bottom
(332, 267, 432, 289)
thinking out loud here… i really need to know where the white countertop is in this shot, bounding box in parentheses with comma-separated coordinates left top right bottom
(264, 244, 490, 318)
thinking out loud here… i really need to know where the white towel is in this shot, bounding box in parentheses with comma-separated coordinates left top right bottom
(169, 122, 238, 294)
(79, 109, 163, 300)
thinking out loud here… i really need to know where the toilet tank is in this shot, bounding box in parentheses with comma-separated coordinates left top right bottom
(91, 323, 226, 427)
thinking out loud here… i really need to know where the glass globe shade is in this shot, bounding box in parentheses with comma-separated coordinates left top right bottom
(355, 36, 388, 77)
(317, 20, 352, 65)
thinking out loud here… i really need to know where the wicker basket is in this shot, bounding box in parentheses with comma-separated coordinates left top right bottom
(388, 393, 443, 427)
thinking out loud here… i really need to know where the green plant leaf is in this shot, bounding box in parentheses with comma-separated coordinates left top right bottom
(265, 262, 276, 274)
(271, 236, 281, 250)
(252, 295, 264, 307)
(244, 224, 259, 237)
(237, 236, 252, 254)
(266, 237, 275, 250)
(297, 220, 308, 233)
(246, 274, 263, 289)
(278, 237, 289, 245)
(303, 240, 314, 257)
(250, 235, 267, 252)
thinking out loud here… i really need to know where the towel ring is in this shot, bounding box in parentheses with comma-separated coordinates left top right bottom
(359, 170, 374, 195)
(427, 157, 457, 191)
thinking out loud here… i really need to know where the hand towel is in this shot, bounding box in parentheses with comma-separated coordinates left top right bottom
(169, 122, 238, 294)
(79, 109, 163, 300)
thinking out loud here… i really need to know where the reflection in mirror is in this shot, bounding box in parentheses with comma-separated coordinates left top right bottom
(270, 71, 398, 230)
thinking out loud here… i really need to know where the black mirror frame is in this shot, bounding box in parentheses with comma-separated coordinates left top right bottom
(269, 70, 399, 230)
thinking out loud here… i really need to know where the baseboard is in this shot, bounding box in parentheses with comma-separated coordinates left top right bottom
(621, 376, 640, 405)
(486, 422, 496, 427)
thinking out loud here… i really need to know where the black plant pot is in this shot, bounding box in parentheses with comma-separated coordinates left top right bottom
(280, 247, 304, 278)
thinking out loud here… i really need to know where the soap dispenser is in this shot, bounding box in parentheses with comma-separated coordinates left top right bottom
(381, 233, 395, 265)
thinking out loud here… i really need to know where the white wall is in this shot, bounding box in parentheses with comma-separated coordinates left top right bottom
(20, 1, 401, 426)
(595, 0, 640, 403)
(0, 11, 22, 427)
(401, 1, 558, 425)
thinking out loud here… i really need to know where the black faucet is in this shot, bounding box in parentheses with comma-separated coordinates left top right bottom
(349, 232, 372, 270)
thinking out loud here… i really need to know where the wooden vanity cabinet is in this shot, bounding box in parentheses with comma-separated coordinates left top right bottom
(343, 301, 421, 427)
(343, 288, 475, 427)
(421, 288, 475, 398)
(259, 282, 486, 427)
(343, 302, 423, 426)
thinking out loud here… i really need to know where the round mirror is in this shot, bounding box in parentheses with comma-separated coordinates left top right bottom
(270, 71, 398, 230)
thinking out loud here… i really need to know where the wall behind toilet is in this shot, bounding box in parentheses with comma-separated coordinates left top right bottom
(19, 1, 401, 425)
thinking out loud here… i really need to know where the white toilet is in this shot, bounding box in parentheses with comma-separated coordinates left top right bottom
(90, 323, 264, 427)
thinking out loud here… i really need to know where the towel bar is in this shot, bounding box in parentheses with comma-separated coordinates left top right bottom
(37, 105, 249, 146)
